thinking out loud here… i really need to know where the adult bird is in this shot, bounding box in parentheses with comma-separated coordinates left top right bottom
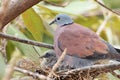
(49, 14, 120, 68)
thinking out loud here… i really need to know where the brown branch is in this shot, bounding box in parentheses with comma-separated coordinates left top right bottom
(0, 0, 43, 30)
(0, 32, 54, 49)
(14, 67, 47, 80)
(57, 62, 120, 79)
(95, 0, 120, 16)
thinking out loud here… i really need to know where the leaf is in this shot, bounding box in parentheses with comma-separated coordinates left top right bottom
(95, 73, 120, 80)
(36, 4, 57, 19)
(6, 41, 15, 61)
(105, 16, 120, 48)
(22, 7, 54, 44)
(22, 8, 45, 41)
(36, 4, 57, 33)
(74, 15, 101, 29)
(107, 73, 120, 80)
(45, 0, 67, 4)
(6, 24, 41, 62)
(34, 5, 55, 43)
(103, 0, 120, 9)
(41, 0, 97, 15)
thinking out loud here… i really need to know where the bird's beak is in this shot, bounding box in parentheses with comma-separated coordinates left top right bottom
(49, 19, 56, 25)
(39, 55, 45, 58)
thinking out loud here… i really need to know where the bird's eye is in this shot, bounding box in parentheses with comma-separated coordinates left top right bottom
(57, 17, 60, 20)
(46, 53, 50, 57)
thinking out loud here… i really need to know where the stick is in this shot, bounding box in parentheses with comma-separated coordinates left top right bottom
(47, 48, 67, 79)
(0, 32, 54, 49)
(96, 13, 111, 35)
(58, 62, 120, 78)
(95, 0, 120, 16)
(14, 67, 47, 80)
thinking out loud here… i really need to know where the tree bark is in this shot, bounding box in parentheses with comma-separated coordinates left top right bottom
(0, 0, 42, 30)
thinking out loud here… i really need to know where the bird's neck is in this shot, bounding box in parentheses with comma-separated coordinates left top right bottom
(61, 22, 74, 27)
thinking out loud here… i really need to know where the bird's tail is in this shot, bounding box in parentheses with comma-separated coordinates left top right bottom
(114, 48, 120, 61)
(115, 48, 120, 53)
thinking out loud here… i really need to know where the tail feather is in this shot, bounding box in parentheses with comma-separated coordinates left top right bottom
(115, 48, 120, 53)
(114, 48, 120, 61)
(101, 39, 120, 61)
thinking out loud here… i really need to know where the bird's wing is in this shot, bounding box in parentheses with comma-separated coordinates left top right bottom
(57, 25, 110, 59)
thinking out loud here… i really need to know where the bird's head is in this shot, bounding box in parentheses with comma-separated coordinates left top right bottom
(49, 14, 73, 27)
(40, 50, 56, 59)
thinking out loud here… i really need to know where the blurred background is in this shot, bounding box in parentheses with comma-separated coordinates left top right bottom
(1, 0, 120, 80)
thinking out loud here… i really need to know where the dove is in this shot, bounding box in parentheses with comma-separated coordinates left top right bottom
(49, 14, 120, 68)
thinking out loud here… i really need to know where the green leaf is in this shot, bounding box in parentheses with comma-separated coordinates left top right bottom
(6, 24, 41, 62)
(6, 41, 15, 61)
(34, 5, 55, 43)
(105, 16, 120, 47)
(22, 8, 45, 41)
(103, 0, 120, 9)
(107, 73, 120, 80)
(45, 0, 67, 4)
(41, 0, 97, 15)
(36, 4, 57, 19)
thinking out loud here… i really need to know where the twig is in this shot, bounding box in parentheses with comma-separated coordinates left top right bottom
(58, 62, 120, 78)
(96, 12, 111, 35)
(47, 48, 67, 79)
(14, 67, 47, 80)
(95, 0, 120, 16)
(0, 32, 54, 49)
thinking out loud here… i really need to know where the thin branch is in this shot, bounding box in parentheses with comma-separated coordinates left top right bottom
(95, 0, 120, 16)
(57, 62, 120, 79)
(0, 32, 54, 49)
(96, 13, 111, 35)
(47, 48, 67, 79)
(14, 67, 47, 80)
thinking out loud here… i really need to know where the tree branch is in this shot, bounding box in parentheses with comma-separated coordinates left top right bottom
(47, 48, 67, 79)
(95, 0, 120, 16)
(0, 32, 54, 49)
(14, 67, 47, 80)
(57, 62, 120, 79)
(0, 0, 43, 30)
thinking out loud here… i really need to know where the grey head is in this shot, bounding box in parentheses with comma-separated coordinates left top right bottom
(40, 50, 56, 59)
(49, 14, 74, 27)
(40, 50, 57, 69)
